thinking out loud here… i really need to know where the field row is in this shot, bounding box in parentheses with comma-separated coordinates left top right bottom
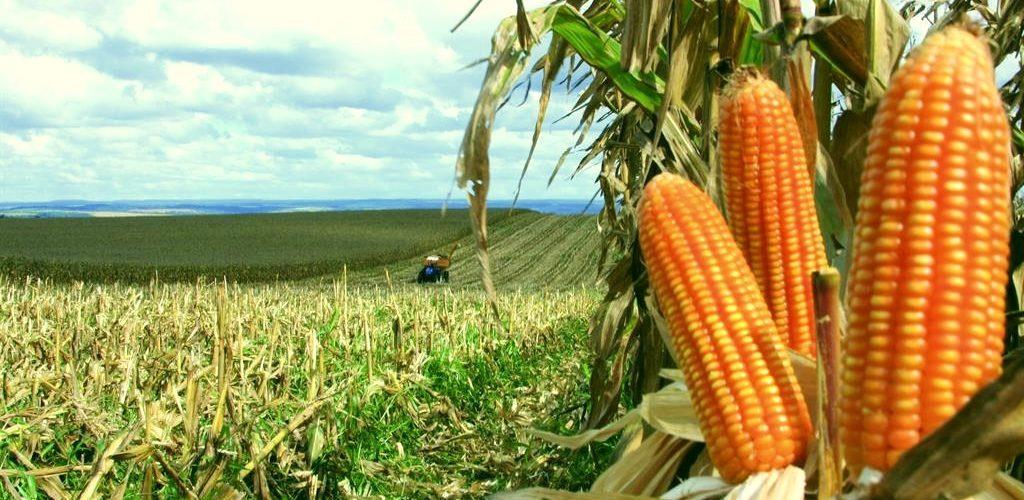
(348, 212, 602, 290)
(0, 210, 514, 283)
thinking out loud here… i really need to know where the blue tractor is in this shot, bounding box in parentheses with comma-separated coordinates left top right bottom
(416, 254, 450, 284)
(416, 243, 457, 284)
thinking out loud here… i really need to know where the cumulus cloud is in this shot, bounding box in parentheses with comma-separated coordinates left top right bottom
(0, 0, 597, 202)
(0, 3, 103, 52)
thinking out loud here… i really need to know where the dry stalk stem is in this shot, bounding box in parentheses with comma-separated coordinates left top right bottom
(758, 0, 784, 85)
(9, 447, 72, 500)
(780, 0, 802, 46)
(238, 394, 332, 481)
(153, 451, 198, 499)
(812, 268, 842, 499)
(77, 429, 133, 500)
(0, 465, 93, 477)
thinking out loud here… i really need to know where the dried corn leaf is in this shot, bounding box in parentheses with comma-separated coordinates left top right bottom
(591, 432, 692, 496)
(537, 349, 813, 451)
(450, 0, 485, 33)
(531, 409, 644, 450)
(456, 5, 560, 308)
(989, 473, 1024, 499)
(640, 383, 701, 441)
(141, 463, 156, 499)
(787, 53, 818, 182)
(807, 0, 909, 105)
(645, 2, 710, 192)
(238, 395, 332, 480)
(814, 143, 855, 277)
(550, 6, 663, 112)
(531, 380, 702, 450)
(829, 108, 872, 219)
(586, 257, 636, 428)
(788, 350, 818, 422)
(8, 448, 70, 500)
(514, 38, 569, 205)
(965, 473, 1024, 499)
(865, 0, 910, 101)
(689, 449, 716, 478)
(620, 0, 673, 73)
(205, 484, 245, 500)
(658, 368, 684, 383)
(615, 421, 647, 459)
(515, 0, 536, 51)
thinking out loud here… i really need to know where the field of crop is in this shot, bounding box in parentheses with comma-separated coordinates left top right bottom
(0, 277, 614, 498)
(0, 210, 602, 290)
(349, 213, 602, 290)
(0, 210, 515, 283)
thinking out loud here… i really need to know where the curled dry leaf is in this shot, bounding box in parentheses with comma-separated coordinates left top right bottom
(591, 432, 693, 496)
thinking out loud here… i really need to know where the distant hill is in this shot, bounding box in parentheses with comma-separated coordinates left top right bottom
(0, 199, 599, 218)
(0, 209, 601, 288)
(348, 212, 601, 290)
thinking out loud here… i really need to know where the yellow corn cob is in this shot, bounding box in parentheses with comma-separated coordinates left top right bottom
(719, 71, 828, 358)
(840, 26, 1012, 473)
(638, 173, 812, 483)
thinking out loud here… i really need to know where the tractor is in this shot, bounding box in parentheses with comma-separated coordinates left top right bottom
(416, 243, 457, 284)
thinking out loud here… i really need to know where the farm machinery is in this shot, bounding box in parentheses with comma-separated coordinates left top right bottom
(416, 243, 457, 284)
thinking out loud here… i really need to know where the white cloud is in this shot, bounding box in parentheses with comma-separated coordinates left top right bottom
(0, 2, 103, 51)
(104, 0, 464, 74)
(0, 44, 128, 124)
(373, 104, 431, 136)
(0, 132, 54, 156)
(321, 151, 385, 171)
(0, 0, 596, 202)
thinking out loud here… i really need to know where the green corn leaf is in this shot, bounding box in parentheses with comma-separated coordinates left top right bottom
(551, 5, 663, 112)
(736, 0, 766, 65)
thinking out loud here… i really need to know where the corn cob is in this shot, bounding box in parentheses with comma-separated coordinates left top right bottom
(840, 26, 1012, 473)
(719, 71, 828, 358)
(639, 173, 812, 483)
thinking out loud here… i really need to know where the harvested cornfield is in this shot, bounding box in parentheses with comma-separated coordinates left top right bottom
(0, 278, 611, 497)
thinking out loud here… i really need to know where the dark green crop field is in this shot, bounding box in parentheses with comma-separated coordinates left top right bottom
(0, 210, 513, 282)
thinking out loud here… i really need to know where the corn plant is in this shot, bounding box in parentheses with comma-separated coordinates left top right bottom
(454, 0, 1023, 496)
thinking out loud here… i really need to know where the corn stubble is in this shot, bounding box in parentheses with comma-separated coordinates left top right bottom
(0, 278, 598, 497)
(638, 173, 812, 483)
(840, 26, 1013, 473)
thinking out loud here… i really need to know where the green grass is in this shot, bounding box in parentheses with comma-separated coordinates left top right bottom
(0, 209, 515, 283)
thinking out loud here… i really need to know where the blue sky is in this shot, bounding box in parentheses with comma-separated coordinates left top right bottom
(0, 0, 596, 202)
(1, 2, 1018, 203)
